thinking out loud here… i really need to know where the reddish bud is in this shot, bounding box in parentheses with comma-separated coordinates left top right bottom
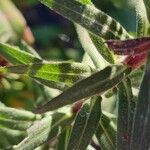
(0, 55, 9, 79)
(72, 100, 83, 114)
(123, 53, 147, 69)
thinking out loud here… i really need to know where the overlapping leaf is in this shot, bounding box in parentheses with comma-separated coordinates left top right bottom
(0, 61, 92, 89)
(75, 0, 115, 68)
(35, 65, 131, 113)
(13, 111, 73, 150)
(40, 0, 131, 40)
(0, 107, 41, 149)
(117, 81, 133, 150)
(130, 53, 150, 150)
(0, 43, 41, 65)
(96, 113, 117, 150)
(67, 96, 101, 150)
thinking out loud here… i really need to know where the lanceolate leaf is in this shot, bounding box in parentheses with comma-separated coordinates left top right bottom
(67, 96, 101, 150)
(90, 33, 115, 64)
(96, 124, 114, 150)
(96, 113, 117, 150)
(40, 0, 130, 40)
(57, 126, 71, 150)
(35, 65, 131, 113)
(75, 24, 108, 69)
(0, 42, 41, 65)
(143, 0, 150, 23)
(76, 96, 101, 150)
(0, 107, 41, 121)
(117, 82, 130, 150)
(100, 114, 117, 149)
(0, 62, 92, 89)
(77, 0, 114, 66)
(13, 112, 72, 150)
(0, 118, 32, 131)
(0, 127, 27, 148)
(67, 103, 90, 150)
(134, 0, 149, 36)
(0, 107, 42, 149)
(130, 52, 150, 150)
(13, 116, 52, 150)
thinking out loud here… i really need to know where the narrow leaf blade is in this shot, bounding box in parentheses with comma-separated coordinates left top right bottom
(35, 65, 131, 113)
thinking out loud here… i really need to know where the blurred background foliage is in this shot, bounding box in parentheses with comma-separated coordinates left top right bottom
(0, 0, 137, 111)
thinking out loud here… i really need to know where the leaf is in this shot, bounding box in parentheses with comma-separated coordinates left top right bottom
(130, 52, 150, 150)
(13, 116, 52, 150)
(67, 103, 90, 150)
(0, 107, 41, 121)
(35, 65, 131, 113)
(13, 112, 72, 150)
(0, 42, 41, 65)
(0, 61, 92, 89)
(134, 0, 149, 36)
(57, 126, 71, 150)
(75, 1, 114, 67)
(18, 41, 58, 104)
(0, 127, 27, 147)
(90, 33, 115, 64)
(77, 0, 92, 5)
(75, 24, 109, 69)
(0, 107, 41, 149)
(39, 0, 131, 40)
(143, 0, 150, 23)
(0, 118, 32, 131)
(67, 96, 101, 150)
(96, 113, 117, 150)
(77, 96, 101, 150)
(117, 82, 130, 150)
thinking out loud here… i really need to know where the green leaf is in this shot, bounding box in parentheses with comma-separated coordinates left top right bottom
(13, 111, 72, 150)
(0, 118, 32, 131)
(117, 82, 130, 149)
(75, 24, 108, 69)
(0, 42, 41, 65)
(134, 0, 149, 36)
(0, 107, 41, 121)
(0, 127, 27, 148)
(77, 0, 92, 5)
(39, 0, 131, 40)
(35, 65, 131, 113)
(18, 41, 61, 104)
(77, 96, 102, 150)
(67, 96, 101, 150)
(57, 126, 71, 150)
(130, 52, 150, 150)
(143, 0, 150, 24)
(90, 33, 115, 64)
(96, 113, 117, 150)
(0, 107, 41, 149)
(0, 62, 92, 90)
(13, 116, 52, 150)
(67, 103, 90, 150)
